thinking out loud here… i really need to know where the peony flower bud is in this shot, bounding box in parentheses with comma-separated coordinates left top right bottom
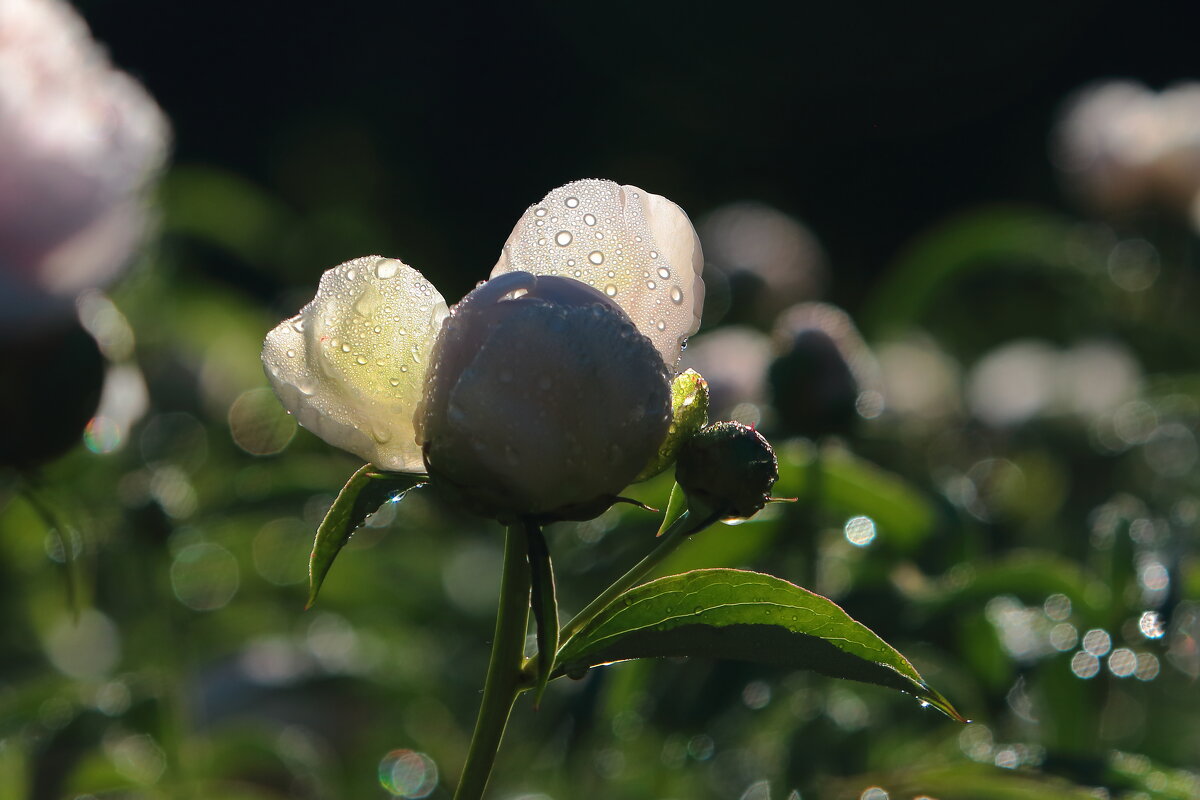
(674, 421, 778, 521)
(416, 271, 671, 521)
(263, 180, 705, 522)
(0, 0, 169, 331)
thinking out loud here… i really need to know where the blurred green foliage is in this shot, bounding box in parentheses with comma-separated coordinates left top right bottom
(3, 151, 1198, 800)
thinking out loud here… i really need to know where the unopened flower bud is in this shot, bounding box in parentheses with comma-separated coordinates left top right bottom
(674, 421, 778, 521)
(416, 271, 672, 522)
(768, 303, 877, 439)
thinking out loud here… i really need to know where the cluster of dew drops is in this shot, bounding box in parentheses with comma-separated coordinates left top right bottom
(518, 187, 688, 342)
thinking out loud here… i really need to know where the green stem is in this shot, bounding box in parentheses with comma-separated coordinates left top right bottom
(519, 509, 714, 681)
(454, 525, 532, 800)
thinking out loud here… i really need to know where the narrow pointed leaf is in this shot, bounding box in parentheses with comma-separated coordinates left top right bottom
(308, 464, 425, 608)
(656, 482, 688, 537)
(526, 523, 559, 706)
(635, 369, 710, 482)
(554, 568, 965, 721)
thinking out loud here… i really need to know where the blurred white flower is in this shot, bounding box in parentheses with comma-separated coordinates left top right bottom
(263, 180, 704, 521)
(966, 339, 1142, 428)
(699, 201, 826, 324)
(1053, 80, 1200, 219)
(0, 0, 169, 329)
(678, 325, 772, 421)
(876, 334, 963, 423)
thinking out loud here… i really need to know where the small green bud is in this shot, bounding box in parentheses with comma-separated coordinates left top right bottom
(674, 421, 779, 521)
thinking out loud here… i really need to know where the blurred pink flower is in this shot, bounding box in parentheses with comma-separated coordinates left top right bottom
(0, 0, 169, 328)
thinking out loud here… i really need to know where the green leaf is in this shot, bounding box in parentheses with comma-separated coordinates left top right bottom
(860, 206, 1076, 339)
(655, 482, 688, 537)
(554, 568, 965, 721)
(307, 464, 425, 608)
(776, 441, 937, 551)
(635, 369, 710, 482)
(526, 523, 559, 706)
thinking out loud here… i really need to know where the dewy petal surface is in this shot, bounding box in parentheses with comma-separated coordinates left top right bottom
(262, 255, 448, 472)
(490, 179, 704, 371)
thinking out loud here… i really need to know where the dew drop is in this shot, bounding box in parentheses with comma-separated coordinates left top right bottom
(555, 231, 573, 246)
(290, 319, 305, 333)
(285, 349, 296, 358)
(567, 259, 576, 267)
(535, 219, 544, 227)
(583, 213, 596, 226)
(400, 365, 409, 373)
(389, 378, 401, 387)
(565, 196, 579, 208)
(345, 268, 357, 281)
(656, 320, 667, 331)
(649, 250, 659, 259)
(341, 343, 352, 353)
(375, 258, 400, 279)
(670, 286, 684, 304)
(537, 238, 548, 246)
(605, 284, 618, 297)
(372, 427, 391, 443)
(534, 207, 547, 217)
(410, 346, 422, 363)
(573, 270, 582, 277)
(589, 251, 605, 265)
(355, 355, 368, 365)
(657, 267, 670, 279)
(646, 281, 657, 290)
(594, 232, 603, 239)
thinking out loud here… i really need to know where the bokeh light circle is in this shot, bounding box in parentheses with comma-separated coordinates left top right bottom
(378, 749, 438, 798)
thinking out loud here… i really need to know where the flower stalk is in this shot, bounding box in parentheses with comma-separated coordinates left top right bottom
(454, 524, 532, 800)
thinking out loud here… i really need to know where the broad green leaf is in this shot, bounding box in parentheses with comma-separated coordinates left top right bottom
(555, 568, 965, 721)
(776, 441, 936, 551)
(307, 464, 425, 608)
(860, 207, 1077, 339)
(526, 523, 559, 706)
(635, 369, 710, 482)
(911, 552, 1104, 627)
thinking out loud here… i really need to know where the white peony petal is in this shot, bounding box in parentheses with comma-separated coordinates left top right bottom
(490, 179, 704, 371)
(261, 255, 448, 472)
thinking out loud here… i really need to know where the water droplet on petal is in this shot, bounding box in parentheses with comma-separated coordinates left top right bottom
(355, 355, 368, 365)
(285, 349, 296, 358)
(345, 268, 357, 280)
(535, 207, 547, 217)
(583, 213, 597, 226)
(389, 378, 401, 386)
(649, 250, 659, 259)
(656, 321, 667, 331)
(375, 258, 400, 279)
(555, 231, 573, 246)
(589, 251, 605, 265)
(670, 286, 684, 304)
(341, 343, 352, 353)
(657, 267, 670, 279)
(647, 281, 657, 290)
(605, 285, 617, 297)
(565, 196, 579, 208)
(291, 319, 305, 333)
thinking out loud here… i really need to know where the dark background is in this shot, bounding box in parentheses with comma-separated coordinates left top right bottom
(79, 0, 1198, 306)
